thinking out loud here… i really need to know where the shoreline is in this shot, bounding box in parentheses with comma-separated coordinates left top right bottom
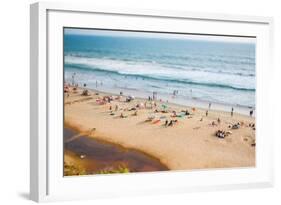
(64, 86, 255, 171)
(71, 84, 255, 117)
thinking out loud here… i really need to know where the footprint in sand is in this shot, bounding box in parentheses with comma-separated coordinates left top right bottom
(241, 136, 254, 146)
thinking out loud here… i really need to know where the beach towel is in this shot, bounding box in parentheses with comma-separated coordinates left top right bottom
(153, 119, 161, 124)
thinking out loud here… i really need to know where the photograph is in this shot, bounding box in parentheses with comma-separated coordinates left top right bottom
(63, 28, 256, 176)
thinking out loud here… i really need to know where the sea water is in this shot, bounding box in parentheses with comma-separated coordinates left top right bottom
(64, 31, 255, 109)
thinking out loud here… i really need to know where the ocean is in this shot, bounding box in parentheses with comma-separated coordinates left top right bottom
(64, 32, 256, 109)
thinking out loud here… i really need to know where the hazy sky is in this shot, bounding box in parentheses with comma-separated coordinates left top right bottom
(64, 28, 256, 44)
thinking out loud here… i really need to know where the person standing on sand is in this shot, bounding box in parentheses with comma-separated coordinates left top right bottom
(250, 109, 253, 117)
(208, 102, 212, 110)
(168, 120, 173, 127)
(120, 113, 124, 118)
(231, 107, 234, 117)
(71, 72, 76, 86)
(206, 110, 208, 117)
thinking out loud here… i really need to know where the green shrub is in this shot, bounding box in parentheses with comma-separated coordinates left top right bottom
(64, 163, 87, 176)
(96, 165, 130, 174)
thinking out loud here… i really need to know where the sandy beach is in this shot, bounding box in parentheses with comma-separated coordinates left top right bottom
(64, 86, 255, 173)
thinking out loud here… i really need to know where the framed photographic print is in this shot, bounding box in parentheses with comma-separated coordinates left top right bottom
(30, 2, 274, 202)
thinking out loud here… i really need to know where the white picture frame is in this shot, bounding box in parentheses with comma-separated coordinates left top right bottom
(30, 2, 274, 202)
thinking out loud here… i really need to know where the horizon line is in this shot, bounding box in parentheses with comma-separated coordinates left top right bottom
(64, 28, 256, 44)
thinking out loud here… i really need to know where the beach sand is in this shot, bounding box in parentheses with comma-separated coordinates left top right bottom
(64, 86, 255, 172)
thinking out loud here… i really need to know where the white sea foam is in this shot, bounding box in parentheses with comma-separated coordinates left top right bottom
(65, 55, 255, 91)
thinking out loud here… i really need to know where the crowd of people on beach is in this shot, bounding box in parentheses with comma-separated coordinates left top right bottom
(64, 82, 255, 143)
(94, 90, 252, 135)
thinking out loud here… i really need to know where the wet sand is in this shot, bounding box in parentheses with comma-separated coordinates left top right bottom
(64, 127, 169, 175)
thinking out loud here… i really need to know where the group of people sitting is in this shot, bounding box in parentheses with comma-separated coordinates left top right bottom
(164, 119, 178, 127)
(215, 129, 232, 138)
(249, 123, 255, 130)
(228, 122, 242, 129)
(170, 109, 191, 118)
(154, 109, 168, 113)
